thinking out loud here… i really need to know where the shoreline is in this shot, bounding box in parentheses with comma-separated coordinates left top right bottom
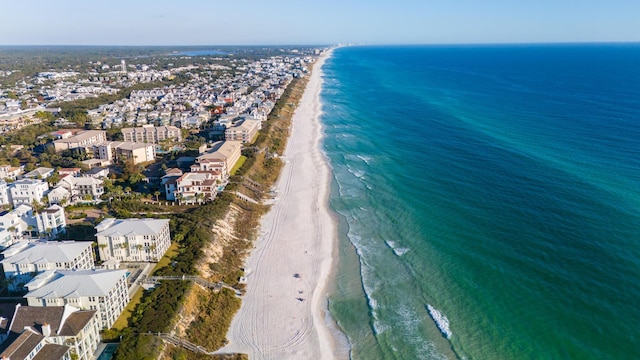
(219, 49, 348, 359)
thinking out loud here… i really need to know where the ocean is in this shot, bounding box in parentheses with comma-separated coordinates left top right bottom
(321, 44, 640, 359)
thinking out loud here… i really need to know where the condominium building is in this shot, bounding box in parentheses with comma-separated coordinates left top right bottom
(24, 269, 129, 329)
(93, 141, 156, 164)
(121, 124, 182, 144)
(224, 119, 261, 143)
(192, 141, 242, 176)
(0, 241, 93, 291)
(95, 218, 171, 262)
(52, 130, 107, 152)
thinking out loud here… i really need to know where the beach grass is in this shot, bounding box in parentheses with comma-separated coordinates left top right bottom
(112, 287, 144, 331)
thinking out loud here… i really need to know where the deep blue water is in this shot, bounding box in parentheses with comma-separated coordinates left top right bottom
(322, 44, 640, 359)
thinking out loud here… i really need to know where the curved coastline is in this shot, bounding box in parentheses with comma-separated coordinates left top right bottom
(220, 48, 348, 359)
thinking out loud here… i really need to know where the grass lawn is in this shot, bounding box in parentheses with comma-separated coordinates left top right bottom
(230, 155, 247, 175)
(112, 287, 144, 331)
(152, 242, 179, 274)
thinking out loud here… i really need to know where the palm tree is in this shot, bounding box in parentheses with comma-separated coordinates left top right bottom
(154, 191, 161, 202)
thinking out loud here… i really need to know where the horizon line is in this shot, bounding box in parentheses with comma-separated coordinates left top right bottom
(1, 40, 639, 48)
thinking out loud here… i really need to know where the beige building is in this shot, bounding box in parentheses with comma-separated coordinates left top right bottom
(93, 141, 156, 164)
(225, 119, 261, 143)
(193, 141, 242, 176)
(52, 130, 107, 152)
(121, 124, 182, 144)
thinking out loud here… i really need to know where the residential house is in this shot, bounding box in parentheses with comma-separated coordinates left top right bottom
(82, 167, 109, 179)
(57, 168, 82, 177)
(47, 186, 71, 205)
(0, 204, 67, 242)
(24, 269, 129, 330)
(0, 241, 93, 291)
(22, 167, 55, 180)
(174, 171, 221, 204)
(52, 130, 107, 152)
(161, 168, 183, 201)
(57, 176, 104, 203)
(8, 178, 49, 207)
(0, 164, 23, 181)
(95, 218, 171, 263)
(1, 304, 100, 360)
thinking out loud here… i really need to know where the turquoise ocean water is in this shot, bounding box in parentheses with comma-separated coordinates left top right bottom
(322, 45, 640, 359)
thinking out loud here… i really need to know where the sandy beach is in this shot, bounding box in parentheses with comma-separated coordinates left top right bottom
(219, 50, 346, 359)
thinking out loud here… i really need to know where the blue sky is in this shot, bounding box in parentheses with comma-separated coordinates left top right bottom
(1, 0, 639, 45)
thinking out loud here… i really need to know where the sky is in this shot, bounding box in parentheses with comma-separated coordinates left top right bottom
(1, 0, 639, 46)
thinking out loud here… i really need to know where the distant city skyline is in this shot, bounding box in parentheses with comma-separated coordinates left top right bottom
(2, 0, 639, 46)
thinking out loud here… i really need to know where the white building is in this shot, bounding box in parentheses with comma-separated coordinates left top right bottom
(24, 269, 129, 329)
(34, 204, 67, 237)
(0, 204, 67, 245)
(0, 241, 93, 291)
(95, 218, 171, 262)
(0, 179, 9, 206)
(57, 176, 104, 203)
(8, 178, 49, 207)
(0, 164, 23, 180)
(175, 171, 222, 204)
(5, 304, 100, 360)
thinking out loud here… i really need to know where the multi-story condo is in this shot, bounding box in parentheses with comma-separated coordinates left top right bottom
(121, 124, 182, 144)
(224, 119, 261, 143)
(52, 130, 107, 152)
(93, 141, 156, 165)
(3, 303, 101, 360)
(24, 269, 129, 329)
(1, 241, 93, 291)
(192, 141, 242, 176)
(95, 218, 171, 262)
(8, 178, 49, 207)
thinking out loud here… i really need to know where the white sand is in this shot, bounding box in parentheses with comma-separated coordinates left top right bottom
(219, 50, 347, 359)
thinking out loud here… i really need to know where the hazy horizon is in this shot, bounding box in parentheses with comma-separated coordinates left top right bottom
(1, 0, 639, 46)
